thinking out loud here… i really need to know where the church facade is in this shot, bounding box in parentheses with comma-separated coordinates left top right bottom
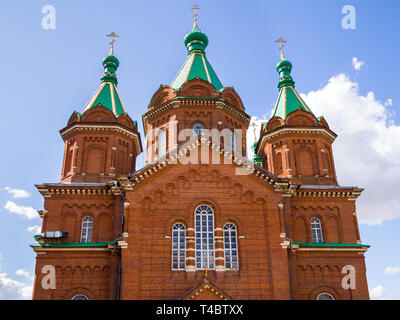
(31, 20, 370, 300)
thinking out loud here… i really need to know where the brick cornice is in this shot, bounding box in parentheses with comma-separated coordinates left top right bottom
(142, 97, 251, 134)
(35, 183, 112, 198)
(60, 122, 143, 154)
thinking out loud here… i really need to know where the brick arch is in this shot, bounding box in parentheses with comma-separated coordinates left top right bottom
(294, 146, 316, 176)
(62, 211, 77, 242)
(218, 176, 232, 189)
(220, 217, 242, 252)
(96, 212, 113, 242)
(266, 116, 284, 131)
(188, 198, 220, 227)
(221, 87, 244, 111)
(325, 215, 341, 243)
(309, 285, 341, 300)
(165, 217, 190, 236)
(180, 78, 217, 97)
(64, 287, 96, 300)
(80, 105, 116, 122)
(285, 109, 318, 126)
(294, 215, 308, 242)
(84, 144, 106, 174)
(274, 151, 283, 176)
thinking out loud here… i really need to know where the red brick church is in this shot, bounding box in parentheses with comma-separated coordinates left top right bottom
(31, 16, 370, 300)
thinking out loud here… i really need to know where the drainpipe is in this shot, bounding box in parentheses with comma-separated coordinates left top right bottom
(111, 181, 126, 300)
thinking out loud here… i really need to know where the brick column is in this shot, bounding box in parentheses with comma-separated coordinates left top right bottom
(214, 228, 224, 271)
(186, 228, 196, 273)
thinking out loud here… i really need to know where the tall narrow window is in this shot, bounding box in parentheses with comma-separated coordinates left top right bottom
(311, 217, 323, 243)
(231, 130, 236, 152)
(195, 205, 215, 269)
(172, 223, 186, 270)
(193, 123, 203, 136)
(224, 223, 238, 270)
(157, 129, 166, 157)
(80, 216, 93, 243)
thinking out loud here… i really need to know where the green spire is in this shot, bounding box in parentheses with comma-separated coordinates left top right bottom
(171, 22, 223, 91)
(271, 57, 314, 119)
(81, 49, 125, 116)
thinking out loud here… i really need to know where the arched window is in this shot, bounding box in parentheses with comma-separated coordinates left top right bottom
(71, 294, 89, 300)
(311, 217, 323, 243)
(172, 223, 186, 270)
(317, 292, 335, 300)
(224, 223, 238, 270)
(195, 205, 215, 269)
(80, 216, 93, 243)
(193, 123, 203, 136)
(157, 129, 166, 157)
(231, 130, 236, 152)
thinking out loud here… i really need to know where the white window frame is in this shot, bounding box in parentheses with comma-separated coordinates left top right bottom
(310, 217, 323, 243)
(71, 294, 89, 300)
(223, 223, 239, 270)
(171, 223, 186, 270)
(195, 205, 215, 270)
(317, 292, 335, 300)
(80, 216, 93, 243)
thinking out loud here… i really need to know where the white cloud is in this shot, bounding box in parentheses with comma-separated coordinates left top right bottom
(352, 57, 365, 71)
(0, 254, 32, 300)
(0, 273, 33, 300)
(300, 74, 400, 225)
(384, 98, 393, 107)
(385, 266, 400, 275)
(4, 201, 38, 219)
(27, 225, 41, 234)
(3, 187, 31, 199)
(16, 269, 34, 281)
(370, 285, 391, 300)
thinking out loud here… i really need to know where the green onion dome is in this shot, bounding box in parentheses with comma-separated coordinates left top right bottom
(184, 26, 209, 54)
(101, 54, 119, 85)
(276, 59, 295, 89)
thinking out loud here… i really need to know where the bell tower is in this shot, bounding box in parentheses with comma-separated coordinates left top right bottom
(142, 17, 251, 164)
(255, 41, 337, 185)
(59, 35, 142, 183)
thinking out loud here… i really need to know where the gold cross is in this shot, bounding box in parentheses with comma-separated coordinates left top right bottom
(204, 265, 208, 279)
(191, 4, 200, 27)
(275, 37, 287, 60)
(106, 31, 119, 55)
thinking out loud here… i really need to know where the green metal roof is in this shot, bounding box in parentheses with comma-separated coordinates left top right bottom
(171, 24, 223, 91)
(30, 241, 115, 248)
(271, 58, 315, 120)
(292, 242, 370, 248)
(81, 52, 126, 117)
(82, 82, 126, 116)
(272, 86, 314, 119)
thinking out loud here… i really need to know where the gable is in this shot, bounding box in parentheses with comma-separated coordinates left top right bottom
(182, 279, 232, 300)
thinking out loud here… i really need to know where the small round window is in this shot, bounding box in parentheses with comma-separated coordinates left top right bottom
(193, 123, 203, 136)
(72, 294, 89, 300)
(317, 292, 334, 300)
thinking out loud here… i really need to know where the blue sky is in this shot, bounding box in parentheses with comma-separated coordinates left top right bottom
(0, 0, 399, 299)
